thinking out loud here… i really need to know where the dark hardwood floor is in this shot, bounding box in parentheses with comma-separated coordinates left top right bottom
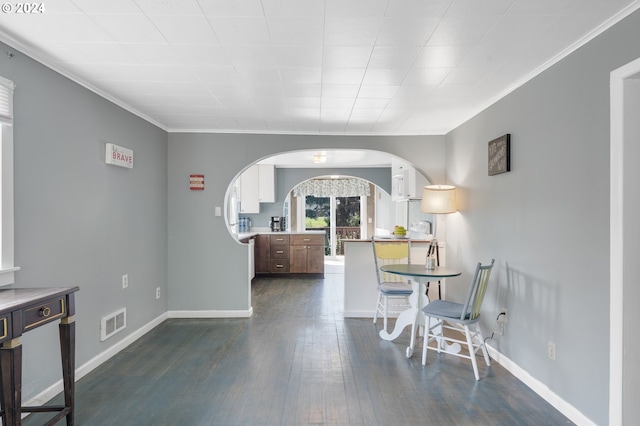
(26, 272, 572, 425)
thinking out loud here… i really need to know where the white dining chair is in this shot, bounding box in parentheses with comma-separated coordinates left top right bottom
(371, 239, 413, 333)
(421, 259, 495, 380)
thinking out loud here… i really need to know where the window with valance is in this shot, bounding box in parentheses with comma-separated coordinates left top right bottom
(292, 178, 371, 198)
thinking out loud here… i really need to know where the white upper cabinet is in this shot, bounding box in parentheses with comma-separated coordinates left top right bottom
(238, 164, 276, 213)
(391, 158, 428, 200)
(258, 164, 275, 202)
(239, 165, 260, 213)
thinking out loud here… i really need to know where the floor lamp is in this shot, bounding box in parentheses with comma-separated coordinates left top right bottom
(420, 184, 458, 299)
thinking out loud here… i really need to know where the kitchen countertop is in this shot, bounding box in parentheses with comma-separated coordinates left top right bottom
(238, 232, 259, 241)
(238, 230, 325, 241)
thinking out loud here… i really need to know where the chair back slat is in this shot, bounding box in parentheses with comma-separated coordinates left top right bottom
(372, 240, 411, 284)
(460, 259, 495, 320)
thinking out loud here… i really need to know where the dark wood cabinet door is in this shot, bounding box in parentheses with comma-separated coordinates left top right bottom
(289, 245, 307, 273)
(255, 234, 270, 273)
(306, 245, 325, 273)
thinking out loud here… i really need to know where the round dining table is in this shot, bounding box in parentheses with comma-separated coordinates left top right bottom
(379, 264, 461, 358)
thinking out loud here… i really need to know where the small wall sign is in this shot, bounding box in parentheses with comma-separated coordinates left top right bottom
(190, 174, 204, 190)
(488, 134, 511, 176)
(105, 143, 133, 169)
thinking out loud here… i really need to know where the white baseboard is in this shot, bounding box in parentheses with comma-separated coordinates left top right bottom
(168, 307, 253, 318)
(24, 311, 169, 409)
(343, 310, 399, 318)
(486, 344, 596, 426)
(344, 310, 374, 318)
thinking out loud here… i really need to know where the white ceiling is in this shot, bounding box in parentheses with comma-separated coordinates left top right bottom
(0, 0, 638, 136)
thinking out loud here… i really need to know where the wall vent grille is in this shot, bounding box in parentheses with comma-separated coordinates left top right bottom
(100, 308, 126, 341)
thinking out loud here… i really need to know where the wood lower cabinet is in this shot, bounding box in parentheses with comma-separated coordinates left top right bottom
(269, 234, 290, 273)
(290, 234, 325, 274)
(254, 233, 324, 276)
(306, 245, 325, 273)
(255, 234, 270, 274)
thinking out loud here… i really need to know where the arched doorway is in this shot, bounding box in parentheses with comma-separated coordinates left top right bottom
(226, 149, 432, 241)
(225, 149, 433, 277)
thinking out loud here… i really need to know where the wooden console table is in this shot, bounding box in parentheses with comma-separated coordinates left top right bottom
(0, 287, 79, 425)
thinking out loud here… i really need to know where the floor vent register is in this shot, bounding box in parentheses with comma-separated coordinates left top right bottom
(100, 308, 126, 341)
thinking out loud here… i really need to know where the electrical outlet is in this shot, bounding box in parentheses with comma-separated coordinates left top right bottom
(156, 287, 161, 299)
(122, 274, 128, 289)
(548, 341, 556, 361)
(494, 309, 508, 335)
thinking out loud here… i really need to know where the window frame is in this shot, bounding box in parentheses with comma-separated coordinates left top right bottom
(0, 75, 19, 286)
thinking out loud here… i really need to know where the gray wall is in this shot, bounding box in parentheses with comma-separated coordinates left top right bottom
(0, 44, 168, 400)
(167, 133, 445, 311)
(444, 10, 640, 425)
(246, 167, 392, 229)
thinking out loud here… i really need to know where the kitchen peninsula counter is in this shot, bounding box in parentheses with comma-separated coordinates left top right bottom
(342, 239, 445, 318)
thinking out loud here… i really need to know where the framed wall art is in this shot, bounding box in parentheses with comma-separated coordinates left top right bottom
(488, 134, 511, 176)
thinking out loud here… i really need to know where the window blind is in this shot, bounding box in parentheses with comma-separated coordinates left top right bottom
(0, 76, 14, 125)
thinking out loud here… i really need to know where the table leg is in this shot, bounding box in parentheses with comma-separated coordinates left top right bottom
(379, 279, 431, 359)
(378, 284, 419, 341)
(0, 338, 22, 426)
(59, 317, 75, 426)
(378, 277, 456, 359)
(405, 280, 429, 357)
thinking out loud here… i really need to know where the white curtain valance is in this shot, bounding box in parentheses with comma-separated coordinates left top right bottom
(293, 178, 371, 198)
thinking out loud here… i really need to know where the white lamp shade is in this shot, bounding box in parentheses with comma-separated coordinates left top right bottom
(421, 185, 457, 214)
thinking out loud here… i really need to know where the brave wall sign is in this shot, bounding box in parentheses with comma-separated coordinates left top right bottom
(105, 143, 133, 169)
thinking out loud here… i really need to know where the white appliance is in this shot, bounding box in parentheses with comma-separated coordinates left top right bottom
(248, 238, 255, 280)
(229, 186, 241, 234)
